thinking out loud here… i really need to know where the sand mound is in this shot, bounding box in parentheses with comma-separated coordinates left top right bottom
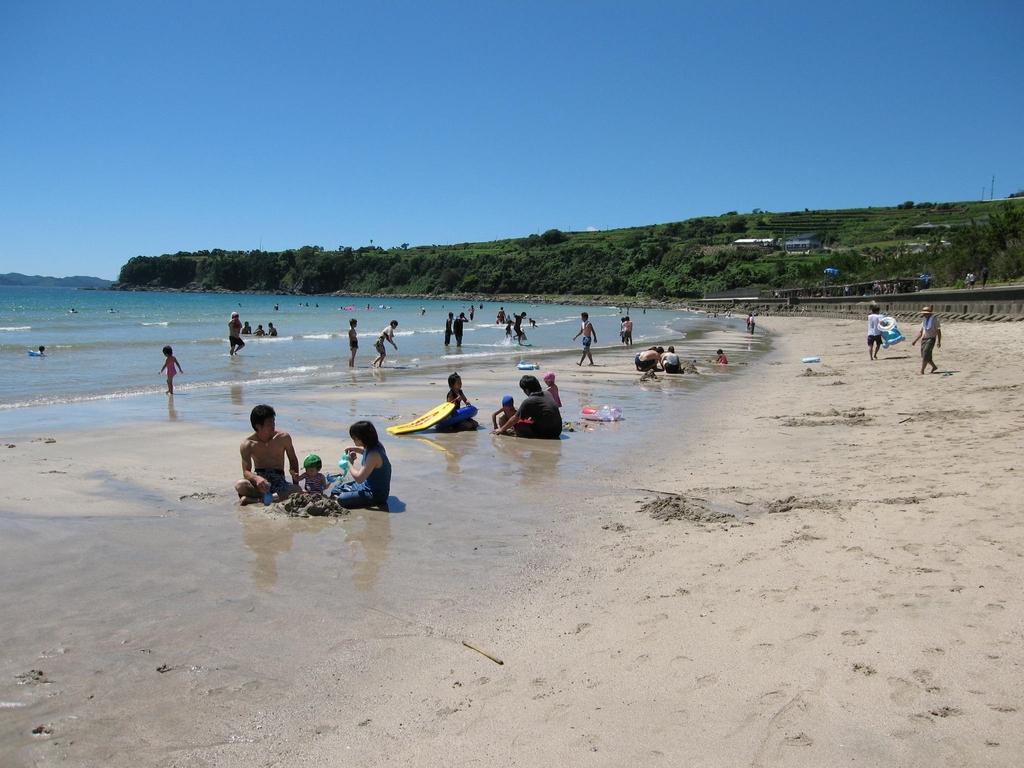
(640, 494, 735, 524)
(279, 493, 350, 517)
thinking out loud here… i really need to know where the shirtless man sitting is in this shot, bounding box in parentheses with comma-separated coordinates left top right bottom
(235, 404, 301, 504)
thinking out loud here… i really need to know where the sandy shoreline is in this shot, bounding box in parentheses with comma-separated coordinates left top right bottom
(2, 315, 1022, 766)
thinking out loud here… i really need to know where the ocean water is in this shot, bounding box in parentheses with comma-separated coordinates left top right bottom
(0, 287, 700, 412)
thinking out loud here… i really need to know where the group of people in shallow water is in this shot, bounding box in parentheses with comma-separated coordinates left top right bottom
(236, 370, 566, 508)
(236, 405, 393, 510)
(239, 320, 278, 337)
(434, 369, 563, 439)
(227, 311, 279, 356)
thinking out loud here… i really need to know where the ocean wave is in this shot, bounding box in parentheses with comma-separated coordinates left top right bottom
(0, 326, 31, 331)
(140, 321, 169, 326)
(0, 369, 344, 411)
(440, 349, 548, 360)
(300, 333, 336, 340)
(258, 364, 333, 375)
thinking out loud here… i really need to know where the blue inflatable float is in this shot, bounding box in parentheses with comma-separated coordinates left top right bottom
(434, 404, 478, 430)
(879, 317, 905, 348)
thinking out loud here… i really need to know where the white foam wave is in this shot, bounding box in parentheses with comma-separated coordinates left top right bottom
(301, 333, 334, 340)
(141, 321, 169, 326)
(260, 365, 332, 375)
(441, 350, 528, 360)
(0, 368, 343, 411)
(0, 326, 31, 331)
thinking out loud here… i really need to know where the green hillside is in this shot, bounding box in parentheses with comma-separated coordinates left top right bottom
(1, 273, 113, 288)
(117, 198, 1024, 297)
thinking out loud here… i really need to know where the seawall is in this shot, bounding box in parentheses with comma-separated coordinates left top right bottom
(691, 285, 1024, 322)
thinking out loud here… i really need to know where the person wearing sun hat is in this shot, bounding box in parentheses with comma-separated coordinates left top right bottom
(910, 306, 941, 374)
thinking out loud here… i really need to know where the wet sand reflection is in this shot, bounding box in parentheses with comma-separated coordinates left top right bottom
(239, 507, 393, 593)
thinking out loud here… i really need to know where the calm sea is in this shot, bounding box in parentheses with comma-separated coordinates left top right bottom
(0, 287, 699, 412)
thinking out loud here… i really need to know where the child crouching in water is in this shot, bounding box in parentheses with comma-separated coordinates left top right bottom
(543, 371, 562, 406)
(716, 349, 729, 365)
(301, 454, 328, 494)
(160, 345, 183, 394)
(491, 395, 516, 430)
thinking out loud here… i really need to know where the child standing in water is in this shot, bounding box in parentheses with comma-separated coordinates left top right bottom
(543, 371, 562, 406)
(160, 345, 182, 394)
(348, 318, 358, 368)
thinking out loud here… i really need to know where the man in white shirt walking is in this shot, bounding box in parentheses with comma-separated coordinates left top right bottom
(866, 304, 883, 361)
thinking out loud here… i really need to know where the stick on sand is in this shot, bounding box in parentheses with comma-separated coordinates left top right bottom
(462, 641, 504, 665)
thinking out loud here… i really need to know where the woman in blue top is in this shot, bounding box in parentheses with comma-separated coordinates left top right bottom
(334, 421, 392, 510)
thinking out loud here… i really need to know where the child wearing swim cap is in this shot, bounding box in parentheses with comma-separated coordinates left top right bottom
(301, 454, 327, 495)
(542, 372, 561, 407)
(491, 395, 516, 430)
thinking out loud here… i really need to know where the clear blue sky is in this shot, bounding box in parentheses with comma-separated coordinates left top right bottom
(2, 1, 1021, 279)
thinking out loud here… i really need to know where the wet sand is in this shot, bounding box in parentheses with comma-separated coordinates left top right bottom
(2, 316, 1022, 766)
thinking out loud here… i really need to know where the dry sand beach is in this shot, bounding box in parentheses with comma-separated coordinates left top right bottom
(2, 315, 1022, 767)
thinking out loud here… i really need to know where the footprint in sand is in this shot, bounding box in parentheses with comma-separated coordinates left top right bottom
(988, 704, 1017, 713)
(927, 706, 963, 718)
(638, 612, 670, 626)
(887, 677, 919, 706)
(841, 630, 867, 646)
(783, 732, 813, 747)
(694, 673, 719, 688)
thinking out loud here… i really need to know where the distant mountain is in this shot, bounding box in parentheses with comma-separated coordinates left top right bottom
(0, 273, 113, 288)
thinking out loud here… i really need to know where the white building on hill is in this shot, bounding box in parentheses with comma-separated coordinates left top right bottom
(784, 233, 821, 252)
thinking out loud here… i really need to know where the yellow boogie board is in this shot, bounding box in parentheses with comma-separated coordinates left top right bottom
(386, 402, 456, 435)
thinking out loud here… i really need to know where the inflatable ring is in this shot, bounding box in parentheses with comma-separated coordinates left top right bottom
(878, 316, 896, 332)
(581, 405, 623, 422)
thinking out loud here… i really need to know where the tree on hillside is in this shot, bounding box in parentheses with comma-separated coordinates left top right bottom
(540, 228, 568, 245)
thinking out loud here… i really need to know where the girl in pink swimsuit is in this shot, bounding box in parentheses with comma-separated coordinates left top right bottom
(160, 345, 183, 394)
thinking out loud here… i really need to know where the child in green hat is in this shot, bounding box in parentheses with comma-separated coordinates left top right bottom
(301, 454, 328, 495)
